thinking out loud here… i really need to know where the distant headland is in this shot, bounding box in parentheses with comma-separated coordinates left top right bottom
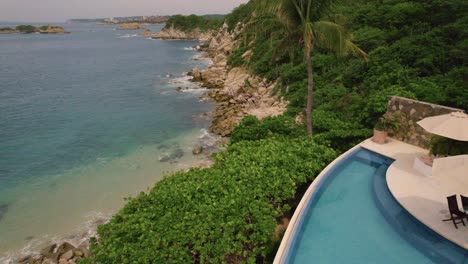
(69, 15, 169, 25)
(0, 25, 70, 34)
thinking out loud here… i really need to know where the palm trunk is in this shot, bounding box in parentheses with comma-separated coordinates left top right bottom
(305, 45, 314, 137)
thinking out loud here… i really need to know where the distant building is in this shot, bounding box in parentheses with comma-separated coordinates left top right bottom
(104, 17, 117, 24)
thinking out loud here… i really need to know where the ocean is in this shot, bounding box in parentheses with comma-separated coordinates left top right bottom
(0, 23, 214, 261)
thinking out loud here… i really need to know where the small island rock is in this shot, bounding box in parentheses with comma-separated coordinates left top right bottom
(118, 23, 143, 30)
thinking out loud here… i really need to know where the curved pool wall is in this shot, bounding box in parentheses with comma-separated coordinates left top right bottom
(279, 147, 468, 264)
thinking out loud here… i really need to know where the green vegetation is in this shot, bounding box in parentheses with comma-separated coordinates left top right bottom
(85, 0, 467, 262)
(255, 0, 367, 137)
(374, 112, 402, 131)
(430, 136, 468, 156)
(13, 24, 64, 33)
(164, 15, 223, 32)
(15, 25, 37, 33)
(230, 115, 306, 144)
(202, 14, 226, 20)
(230, 0, 466, 137)
(39, 25, 61, 30)
(85, 137, 336, 263)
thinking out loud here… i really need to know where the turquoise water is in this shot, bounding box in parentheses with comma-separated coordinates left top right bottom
(286, 148, 467, 264)
(0, 23, 214, 259)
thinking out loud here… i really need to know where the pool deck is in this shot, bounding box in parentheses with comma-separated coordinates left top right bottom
(361, 138, 468, 250)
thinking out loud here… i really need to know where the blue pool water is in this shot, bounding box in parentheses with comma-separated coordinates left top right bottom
(285, 148, 468, 264)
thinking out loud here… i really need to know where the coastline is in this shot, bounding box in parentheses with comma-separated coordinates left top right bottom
(184, 22, 288, 137)
(8, 22, 287, 264)
(2, 34, 220, 264)
(2, 129, 223, 263)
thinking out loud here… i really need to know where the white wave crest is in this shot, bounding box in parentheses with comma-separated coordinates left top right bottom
(118, 34, 138, 38)
(0, 212, 111, 264)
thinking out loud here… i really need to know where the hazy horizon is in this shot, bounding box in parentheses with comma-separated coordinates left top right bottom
(0, 0, 249, 23)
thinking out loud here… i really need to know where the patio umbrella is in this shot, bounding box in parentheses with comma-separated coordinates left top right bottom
(417, 112, 468, 141)
(432, 155, 468, 179)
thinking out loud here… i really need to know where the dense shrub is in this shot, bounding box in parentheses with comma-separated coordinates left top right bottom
(85, 138, 337, 263)
(230, 115, 306, 144)
(430, 136, 468, 156)
(15, 25, 37, 33)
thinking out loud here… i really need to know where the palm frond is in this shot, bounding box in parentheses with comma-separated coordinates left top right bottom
(312, 20, 367, 60)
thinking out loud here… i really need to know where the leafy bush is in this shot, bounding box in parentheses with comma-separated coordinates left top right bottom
(430, 136, 468, 156)
(230, 115, 306, 144)
(311, 110, 372, 152)
(85, 138, 337, 263)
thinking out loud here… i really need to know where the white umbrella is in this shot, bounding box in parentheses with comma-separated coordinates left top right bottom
(417, 112, 468, 141)
(432, 155, 468, 178)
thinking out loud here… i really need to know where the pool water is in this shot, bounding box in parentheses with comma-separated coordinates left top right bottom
(285, 148, 467, 264)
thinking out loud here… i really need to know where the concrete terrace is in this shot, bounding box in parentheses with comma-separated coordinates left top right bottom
(361, 138, 468, 250)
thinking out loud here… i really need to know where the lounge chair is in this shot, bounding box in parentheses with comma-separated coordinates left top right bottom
(461, 195, 468, 215)
(442, 195, 467, 229)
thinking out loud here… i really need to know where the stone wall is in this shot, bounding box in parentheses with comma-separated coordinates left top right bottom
(386, 96, 463, 148)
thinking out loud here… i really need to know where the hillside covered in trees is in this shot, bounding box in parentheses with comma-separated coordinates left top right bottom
(84, 0, 467, 263)
(164, 14, 224, 32)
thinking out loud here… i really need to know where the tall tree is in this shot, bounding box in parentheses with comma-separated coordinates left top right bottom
(256, 0, 367, 136)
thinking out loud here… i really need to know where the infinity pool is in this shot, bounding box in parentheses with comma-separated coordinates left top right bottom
(283, 148, 467, 264)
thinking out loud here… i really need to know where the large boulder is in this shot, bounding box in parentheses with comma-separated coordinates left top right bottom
(190, 68, 203, 82)
(56, 242, 76, 259)
(139, 29, 156, 37)
(192, 146, 203, 155)
(40, 244, 57, 259)
(223, 67, 250, 97)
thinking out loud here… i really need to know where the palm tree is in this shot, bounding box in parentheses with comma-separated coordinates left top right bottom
(256, 0, 367, 137)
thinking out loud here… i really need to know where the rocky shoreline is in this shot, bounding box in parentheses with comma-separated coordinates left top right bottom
(188, 23, 287, 137)
(151, 26, 214, 41)
(16, 242, 89, 264)
(11, 22, 287, 264)
(153, 22, 287, 136)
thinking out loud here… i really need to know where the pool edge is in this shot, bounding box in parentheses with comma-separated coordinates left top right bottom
(273, 143, 364, 264)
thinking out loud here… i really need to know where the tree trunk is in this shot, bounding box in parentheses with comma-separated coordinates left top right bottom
(305, 45, 314, 137)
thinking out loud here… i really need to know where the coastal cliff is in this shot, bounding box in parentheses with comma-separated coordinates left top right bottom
(188, 23, 287, 136)
(152, 26, 214, 41)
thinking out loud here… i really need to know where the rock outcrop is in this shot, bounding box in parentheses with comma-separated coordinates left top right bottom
(117, 23, 143, 30)
(17, 241, 89, 264)
(190, 23, 287, 136)
(1, 25, 69, 34)
(0, 27, 18, 34)
(39, 26, 69, 34)
(138, 29, 156, 37)
(152, 26, 213, 42)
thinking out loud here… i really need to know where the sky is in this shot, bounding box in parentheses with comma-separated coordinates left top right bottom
(0, 0, 249, 22)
